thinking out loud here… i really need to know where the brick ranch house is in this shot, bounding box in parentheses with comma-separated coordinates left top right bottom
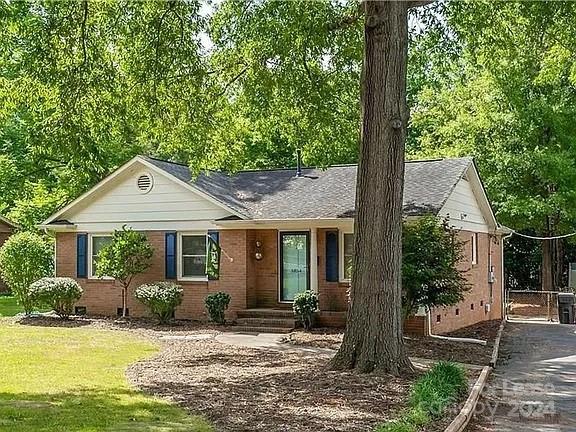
(0, 216, 17, 293)
(41, 155, 505, 334)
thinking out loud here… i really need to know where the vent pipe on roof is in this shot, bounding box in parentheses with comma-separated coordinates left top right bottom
(295, 149, 302, 177)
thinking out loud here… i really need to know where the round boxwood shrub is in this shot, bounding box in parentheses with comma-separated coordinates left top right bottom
(205, 292, 231, 324)
(293, 291, 319, 330)
(134, 282, 183, 324)
(28, 277, 83, 319)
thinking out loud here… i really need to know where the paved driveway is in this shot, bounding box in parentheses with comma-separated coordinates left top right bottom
(470, 321, 576, 431)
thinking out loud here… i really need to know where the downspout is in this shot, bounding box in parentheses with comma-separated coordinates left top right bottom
(426, 309, 487, 345)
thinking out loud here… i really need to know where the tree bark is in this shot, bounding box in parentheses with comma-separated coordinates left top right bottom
(542, 238, 553, 291)
(122, 284, 128, 318)
(330, 1, 413, 375)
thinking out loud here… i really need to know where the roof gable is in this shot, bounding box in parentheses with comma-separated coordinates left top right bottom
(42, 157, 241, 227)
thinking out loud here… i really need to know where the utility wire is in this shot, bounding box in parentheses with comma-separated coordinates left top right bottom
(507, 228, 576, 241)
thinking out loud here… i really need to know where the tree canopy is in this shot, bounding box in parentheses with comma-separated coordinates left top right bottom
(1, 0, 576, 290)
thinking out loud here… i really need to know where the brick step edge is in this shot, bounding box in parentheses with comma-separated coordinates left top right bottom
(233, 326, 293, 334)
(236, 318, 295, 328)
(237, 310, 295, 319)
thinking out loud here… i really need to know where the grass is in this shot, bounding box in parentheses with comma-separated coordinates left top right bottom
(0, 296, 23, 317)
(0, 320, 213, 432)
(376, 362, 467, 432)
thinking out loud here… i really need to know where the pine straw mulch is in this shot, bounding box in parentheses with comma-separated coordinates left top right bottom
(127, 339, 415, 432)
(282, 320, 502, 366)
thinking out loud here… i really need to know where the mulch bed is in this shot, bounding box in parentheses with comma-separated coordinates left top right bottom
(283, 320, 502, 366)
(8, 314, 493, 431)
(127, 339, 414, 432)
(10, 314, 234, 339)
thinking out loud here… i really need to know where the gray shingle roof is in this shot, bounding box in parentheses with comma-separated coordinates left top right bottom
(144, 157, 472, 220)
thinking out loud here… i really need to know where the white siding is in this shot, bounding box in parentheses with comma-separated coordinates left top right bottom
(438, 177, 489, 233)
(61, 164, 232, 232)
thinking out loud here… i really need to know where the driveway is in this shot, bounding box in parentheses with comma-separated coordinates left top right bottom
(470, 321, 576, 431)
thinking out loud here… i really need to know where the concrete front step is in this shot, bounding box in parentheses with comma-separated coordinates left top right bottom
(237, 308, 294, 319)
(236, 317, 295, 328)
(233, 326, 293, 334)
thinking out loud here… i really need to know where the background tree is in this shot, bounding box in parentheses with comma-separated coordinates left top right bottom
(409, 0, 576, 291)
(95, 226, 153, 318)
(0, 232, 53, 314)
(402, 217, 469, 319)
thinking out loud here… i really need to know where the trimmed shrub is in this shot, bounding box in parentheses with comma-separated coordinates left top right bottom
(292, 291, 319, 330)
(28, 277, 83, 319)
(0, 232, 53, 314)
(205, 292, 231, 324)
(134, 282, 183, 324)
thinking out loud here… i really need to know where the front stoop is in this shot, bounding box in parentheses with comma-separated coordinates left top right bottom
(235, 309, 296, 334)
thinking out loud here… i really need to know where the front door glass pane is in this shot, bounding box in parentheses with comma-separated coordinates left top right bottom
(281, 233, 309, 301)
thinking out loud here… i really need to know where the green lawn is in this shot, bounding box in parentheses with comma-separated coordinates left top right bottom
(0, 321, 213, 432)
(0, 296, 50, 317)
(0, 296, 22, 317)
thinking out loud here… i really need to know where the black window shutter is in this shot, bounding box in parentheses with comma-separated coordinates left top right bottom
(76, 233, 88, 278)
(325, 231, 339, 282)
(165, 232, 177, 279)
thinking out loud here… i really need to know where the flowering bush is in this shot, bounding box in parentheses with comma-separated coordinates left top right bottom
(293, 291, 319, 330)
(28, 277, 83, 319)
(134, 282, 183, 324)
(205, 292, 231, 324)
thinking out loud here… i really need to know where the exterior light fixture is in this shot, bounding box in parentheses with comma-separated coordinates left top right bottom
(255, 241, 263, 261)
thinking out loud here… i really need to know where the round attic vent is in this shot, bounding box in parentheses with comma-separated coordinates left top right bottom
(137, 173, 153, 193)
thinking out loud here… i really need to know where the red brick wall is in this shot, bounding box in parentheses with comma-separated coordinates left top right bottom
(315, 229, 503, 334)
(431, 231, 503, 334)
(56, 230, 250, 320)
(252, 229, 287, 308)
(0, 230, 11, 292)
(317, 228, 349, 311)
(55, 227, 503, 332)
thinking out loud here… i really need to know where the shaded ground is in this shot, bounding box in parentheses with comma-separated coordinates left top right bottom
(468, 322, 576, 432)
(283, 320, 501, 366)
(7, 314, 485, 431)
(127, 339, 414, 432)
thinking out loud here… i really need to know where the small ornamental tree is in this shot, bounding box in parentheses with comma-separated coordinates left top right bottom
(95, 226, 153, 318)
(29, 277, 82, 319)
(402, 216, 470, 319)
(135, 282, 183, 324)
(0, 232, 53, 314)
(205, 292, 231, 324)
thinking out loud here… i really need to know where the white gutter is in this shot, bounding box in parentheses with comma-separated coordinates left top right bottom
(426, 309, 487, 346)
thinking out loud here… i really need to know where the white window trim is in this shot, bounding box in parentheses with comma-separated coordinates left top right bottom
(177, 232, 209, 282)
(88, 233, 114, 280)
(471, 233, 478, 265)
(339, 230, 353, 283)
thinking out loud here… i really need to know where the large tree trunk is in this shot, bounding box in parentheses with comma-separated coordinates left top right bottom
(330, 1, 412, 375)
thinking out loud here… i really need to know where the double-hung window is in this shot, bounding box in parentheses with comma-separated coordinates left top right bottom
(341, 233, 354, 281)
(90, 235, 112, 278)
(180, 234, 207, 280)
